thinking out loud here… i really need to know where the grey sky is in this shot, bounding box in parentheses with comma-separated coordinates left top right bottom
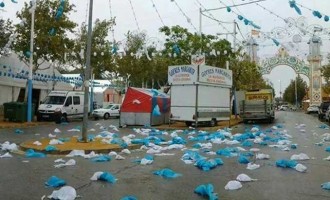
(1, 0, 330, 97)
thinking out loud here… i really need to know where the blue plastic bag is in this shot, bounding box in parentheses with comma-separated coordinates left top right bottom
(194, 183, 218, 200)
(91, 155, 112, 162)
(325, 146, 330, 152)
(275, 159, 297, 168)
(45, 176, 66, 188)
(153, 168, 181, 178)
(242, 140, 253, 147)
(45, 145, 57, 152)
(171, 136, 186, 144)
(25, 149, 46, 158)
(238, 155, 250, 164)
(121, 196, 137, 200)
(15, 129, 23, 134)
(195, 158, 223, 171)
(321, 182, 330, 190)
(99, 172, 116, 183)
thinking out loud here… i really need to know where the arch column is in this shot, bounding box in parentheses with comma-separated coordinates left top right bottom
(307, 36, 322, 106)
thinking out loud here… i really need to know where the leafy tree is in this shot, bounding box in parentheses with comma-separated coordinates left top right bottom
(321, 54, 330, 94)
(283, 75, 307, 105)
(68, 18, 116, 79)
(13, 0, 77, 69)
(0, 19, 13, 50)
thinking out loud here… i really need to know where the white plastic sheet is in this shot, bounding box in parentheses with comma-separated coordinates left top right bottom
(48, 186, 77, 200)
(225, 180, 242, 190)
(247, 163, 260, 170)
(236, 174, 257, 182)
(294, 163, 307, 172)
(290, 153, 310, 161)
(256, 153, 270, 160)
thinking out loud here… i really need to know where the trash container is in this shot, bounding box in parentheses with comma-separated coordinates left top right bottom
(3, 102, 35, 122)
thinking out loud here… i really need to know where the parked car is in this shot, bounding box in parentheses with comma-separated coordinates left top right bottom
(279, 105, 289, 111)
(318, 102, 330, 119)
(306, 105, 319, 114)
(92, 104, 121, 120)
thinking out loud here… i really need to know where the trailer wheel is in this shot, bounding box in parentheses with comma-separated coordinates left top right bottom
(185, 121, 192, 127)
(209, 119, 217, 127)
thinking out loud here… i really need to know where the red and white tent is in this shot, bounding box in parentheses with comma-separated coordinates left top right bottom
(120, 87, 170, 126)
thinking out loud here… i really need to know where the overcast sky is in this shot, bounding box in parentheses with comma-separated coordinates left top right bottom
(1, 0, 330, 97)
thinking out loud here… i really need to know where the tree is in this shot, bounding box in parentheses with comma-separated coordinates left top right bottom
(14, 0, 77, 69)
(0, 19, 13, 51)
(68, 18, 116, 79)
(321, 54, 330, 94)
(12, 0, 76, 101)
(283, 75, 307, 105)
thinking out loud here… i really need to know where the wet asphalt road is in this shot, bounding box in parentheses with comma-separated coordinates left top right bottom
(0, 111, 330, 200)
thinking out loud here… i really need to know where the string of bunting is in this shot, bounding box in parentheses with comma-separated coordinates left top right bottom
(150, 0, 166, 27)
(294, 1, 329, 22)
(170, 0, 198, 32)
(0, 0, 18, 8)
(218, 0, 261, 29)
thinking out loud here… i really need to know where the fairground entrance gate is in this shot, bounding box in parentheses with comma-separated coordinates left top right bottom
(260, 36, 323, 106)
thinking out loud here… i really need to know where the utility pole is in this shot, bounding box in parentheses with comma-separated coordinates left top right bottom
(82, 0, 94, 142)
(27, 0, 37, 122)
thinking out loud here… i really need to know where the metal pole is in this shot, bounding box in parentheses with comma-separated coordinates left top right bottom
(199, 7, 202, 36)
(90, 72, 94, 113)
(233, 20, 237, 52)
(27, 0, 37, 122)
(295, 75, 298, 108)
(82, 0, 94, 142)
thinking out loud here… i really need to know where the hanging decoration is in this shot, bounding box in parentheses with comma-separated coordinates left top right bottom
(55, 0, 65, 21)
(11, 0, 18, 3)
(0, 1, 5, 8)
(221, 1, 261, 30)
(293, 2, 329, 22)
(288, 1, 302, 15)
(272, 38, 280, 46)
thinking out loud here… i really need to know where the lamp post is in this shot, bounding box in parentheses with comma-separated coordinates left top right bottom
(27, 0, 37, 122)
(279, 80, 282, 101)
(82, 0, 94, 142)
(295, 75, 298, 108)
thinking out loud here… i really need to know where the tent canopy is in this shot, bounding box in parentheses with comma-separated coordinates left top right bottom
(121, 87, 170, 113)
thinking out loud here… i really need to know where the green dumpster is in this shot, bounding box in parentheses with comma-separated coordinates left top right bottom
(3, 102, 35, 122)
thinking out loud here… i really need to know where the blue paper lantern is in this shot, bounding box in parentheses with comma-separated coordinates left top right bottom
(244, 19, 250, 25)
(0, 2, 5, 8)
(25, 51, 31, 58)
(49, 28, 56, 36)
(226, 6, 231, 12)
(237, 15, 243, 20)
(325, 15, 329, 22)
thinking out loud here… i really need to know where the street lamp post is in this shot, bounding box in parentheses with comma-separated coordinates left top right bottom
(27, 0, 37, 122)
(295, 75, 298, 108)
(279, 80, 282, 101)
(82, 0, 94, 142)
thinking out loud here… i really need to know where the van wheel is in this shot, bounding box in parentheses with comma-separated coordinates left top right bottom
(210, 119, 217, 127)
(60, 114, 68, 123)
(104, 113, 110, 120)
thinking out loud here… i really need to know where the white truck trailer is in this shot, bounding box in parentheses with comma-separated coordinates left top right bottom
(168, 65, 232, 127)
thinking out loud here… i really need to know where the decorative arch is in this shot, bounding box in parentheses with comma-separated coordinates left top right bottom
(260, 48, 310, 78)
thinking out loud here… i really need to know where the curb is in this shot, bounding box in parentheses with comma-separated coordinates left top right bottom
(19, 140, 141, 155)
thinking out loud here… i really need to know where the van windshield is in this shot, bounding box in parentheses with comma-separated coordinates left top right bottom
(42, 96, 66, 105)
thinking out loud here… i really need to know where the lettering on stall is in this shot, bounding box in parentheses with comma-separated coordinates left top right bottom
(169, 66, 196, 82)
(246, 95, 270, 100)
(200, 68, 231, 84)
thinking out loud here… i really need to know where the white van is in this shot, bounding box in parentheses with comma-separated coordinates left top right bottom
(37, 91, 89, 123)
